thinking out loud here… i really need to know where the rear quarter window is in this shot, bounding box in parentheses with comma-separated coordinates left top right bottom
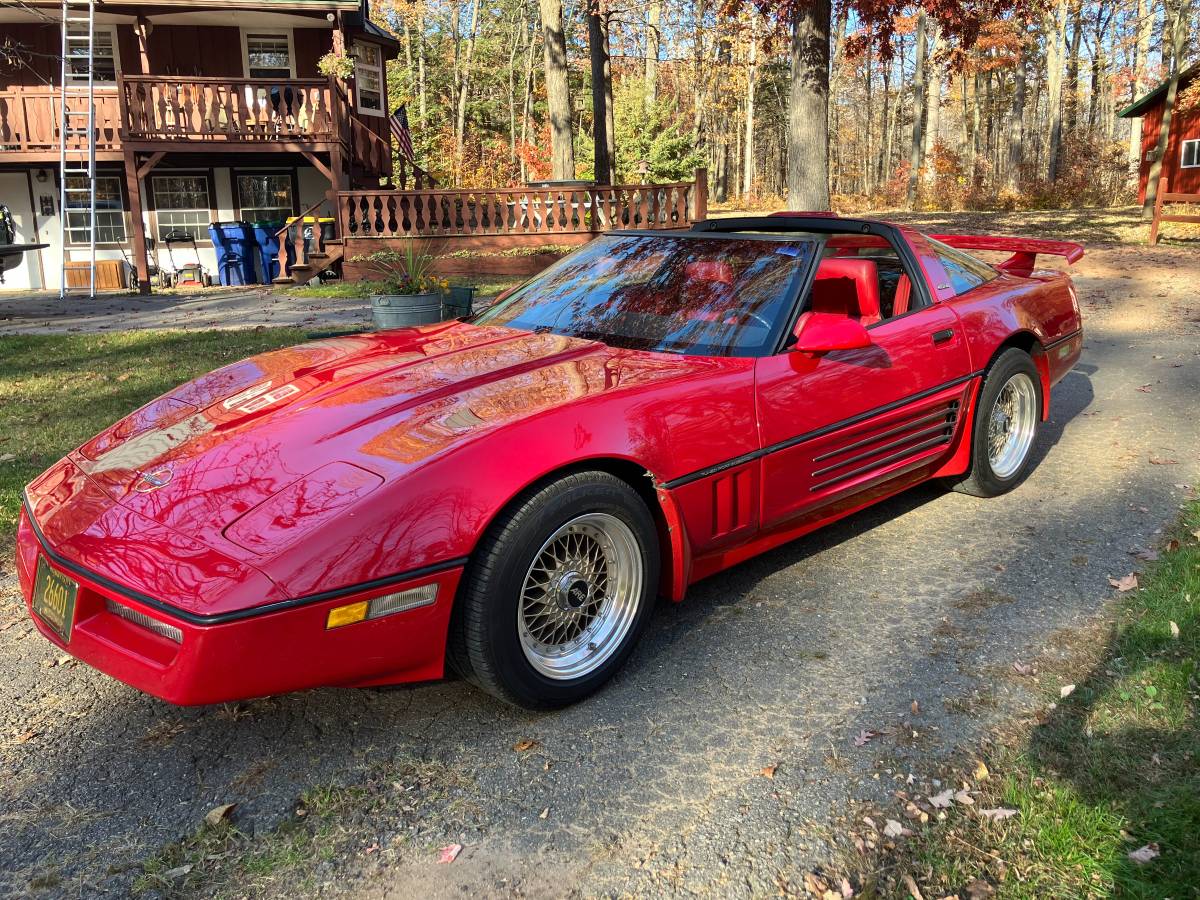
(927, 238, 999, 296)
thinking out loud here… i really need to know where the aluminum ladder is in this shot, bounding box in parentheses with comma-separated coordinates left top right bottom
(59, 0, 97, 299)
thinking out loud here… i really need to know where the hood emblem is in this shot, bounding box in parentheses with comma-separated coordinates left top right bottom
(133, 464, 174, 493)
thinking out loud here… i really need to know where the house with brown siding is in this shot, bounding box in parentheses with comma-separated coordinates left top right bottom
(0, 0, 397, 292)
(1119, 63, 1200, 205)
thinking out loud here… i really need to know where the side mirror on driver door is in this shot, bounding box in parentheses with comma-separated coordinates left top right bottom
(792, 312, 872, 353)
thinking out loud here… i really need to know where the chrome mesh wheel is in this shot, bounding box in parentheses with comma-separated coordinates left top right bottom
(987, 372, 1038, 480)
(517, 512, 643, 680)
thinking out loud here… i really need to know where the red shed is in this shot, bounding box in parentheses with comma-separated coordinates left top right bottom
(1120, 63, 1200, 205)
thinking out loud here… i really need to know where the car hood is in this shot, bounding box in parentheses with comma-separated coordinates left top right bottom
(68, 322, 644, 556)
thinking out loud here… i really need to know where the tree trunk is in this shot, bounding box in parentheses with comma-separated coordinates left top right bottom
(922, 23, 941, 184)
(1044, 0, 1068, 181)
(878, 53, 892, 187)
(906, 12, 928, 205)
(786, 0, 831, 209)
(539, 0, 575, 180)
(1063, 0, 1083, 135)
(645, 0, 662, 108)
(455, 0, 481, 173)
(1127, 0, 1151, 176)
(588, 2, 611, 184)
(864, 40, 873, 193)
(743, 12, 758, 197)
(1144, 0, 1190, 216)
(1006, 38, 1026, 189)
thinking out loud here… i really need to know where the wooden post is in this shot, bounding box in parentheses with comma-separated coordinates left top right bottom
(1149, 175, 1167, 245)
(693, 167, 708, 223)
(123, 148, 151, 293)
(135, 16, 151, 74)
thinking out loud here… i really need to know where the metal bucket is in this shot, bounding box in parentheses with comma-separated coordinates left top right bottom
(371, 293, 444, 329)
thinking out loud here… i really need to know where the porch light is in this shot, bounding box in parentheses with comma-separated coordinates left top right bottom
(324, 584, 439, 630)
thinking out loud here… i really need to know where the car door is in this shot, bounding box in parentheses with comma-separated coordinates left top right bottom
(754, 248, 974, 531)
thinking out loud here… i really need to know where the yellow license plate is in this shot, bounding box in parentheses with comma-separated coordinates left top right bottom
(32, 558, 79, 643)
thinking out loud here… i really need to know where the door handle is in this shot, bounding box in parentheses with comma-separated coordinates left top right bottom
(931, 329, 954, 345)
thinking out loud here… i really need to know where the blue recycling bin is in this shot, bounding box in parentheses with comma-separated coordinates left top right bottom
(251, 221, 283, 283)
(207, 221, 257, 286)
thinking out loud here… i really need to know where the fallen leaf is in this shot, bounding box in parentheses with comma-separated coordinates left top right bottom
(853, 729, 876, 747)
(1128, 843, 1159, 864)
(13, 729, 38, 744)
(438, 843, 463, 864)
(759, 764, 778, 779)
(1165, 538, 1180, 552)
(1137, 384, 1152, 393)
(1149, 456, 1178, 465)
(1170, 621, 1180, 638)
(116, 373, 131, 382)
(965, 877, 996, 899)
(973, 760, 990, 781)
(1109, 573, 1139, 592)
(911, 699, 920, 715)
(1132, 548, 1159, 561)
(512, 738, 538, 752)
(883, 819, 910, 838)
(1060, 684, 1076, 699)
(978, 807, 1018, 822)
(163, 864, 193, 879)
(954, 790, 975, 805)
(839, 876, 854, 899)
(0, 453, 14, 462)
(928, 789, 954, 808)
(204, 803, 236, 827)
(538, 807, 549, 819)
(1012, 661, 1033, 676)
(901, 873, 924, 900)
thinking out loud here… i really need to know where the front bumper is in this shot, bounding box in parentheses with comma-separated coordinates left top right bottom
(16, 507, 463, 705)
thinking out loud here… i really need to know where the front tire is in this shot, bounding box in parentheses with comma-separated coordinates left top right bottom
(951, 348, 1042, 497)
(448, 472, 659, 709)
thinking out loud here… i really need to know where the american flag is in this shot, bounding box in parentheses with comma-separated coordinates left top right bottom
(390, 105, 415, 162)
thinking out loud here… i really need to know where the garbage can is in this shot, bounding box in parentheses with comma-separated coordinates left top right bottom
(208, 221, 257, 286)
(444, 285, 475, 319)
(251, 220, 284, 283)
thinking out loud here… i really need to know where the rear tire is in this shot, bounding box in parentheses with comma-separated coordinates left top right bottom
(448, 472, 659, 709)
(950, 348, 1042, 498)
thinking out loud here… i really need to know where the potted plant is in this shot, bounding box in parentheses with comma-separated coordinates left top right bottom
(316, 51, 355, 81)
(351, 241, 449, 329)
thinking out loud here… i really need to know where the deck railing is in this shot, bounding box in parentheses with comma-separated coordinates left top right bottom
(119, 75, 339, 141)
(0, 88, 122, 154)
(336, 178, 705, 240)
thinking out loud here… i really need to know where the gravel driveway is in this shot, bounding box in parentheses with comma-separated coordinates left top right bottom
(1, 238, 1197, 898)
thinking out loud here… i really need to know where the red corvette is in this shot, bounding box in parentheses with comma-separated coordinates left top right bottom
(16, 215, 1083, 708)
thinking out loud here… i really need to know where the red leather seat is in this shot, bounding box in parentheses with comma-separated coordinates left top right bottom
(892, 274, 912, 316)
(810, 258, 882, 326)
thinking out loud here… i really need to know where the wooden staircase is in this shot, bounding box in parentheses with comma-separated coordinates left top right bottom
(271, 198, 345, 286)
(275, 238, 344, 286)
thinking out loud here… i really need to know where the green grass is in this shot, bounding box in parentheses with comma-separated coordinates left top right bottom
(878, 498, 1200, 898)
(285, 274, 524, 301)
(0, 330, 305, 554)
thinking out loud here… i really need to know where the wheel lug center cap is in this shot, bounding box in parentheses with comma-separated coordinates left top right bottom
(556, 572, 590, 611)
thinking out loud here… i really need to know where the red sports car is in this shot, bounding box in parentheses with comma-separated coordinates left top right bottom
(16, 215, 1083, 708)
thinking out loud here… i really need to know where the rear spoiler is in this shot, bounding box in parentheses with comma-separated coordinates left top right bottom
(930, 234, 1084, 278)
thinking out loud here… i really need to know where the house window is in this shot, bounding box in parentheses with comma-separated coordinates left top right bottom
(351, 42, 384, 115)
(152, 175, 211, 242)
(236, 173, 294, 223)
(1183, 139, 1200, 169)
(65, 175, 126, 244)
(66, 26, 118, 83)
(245, 32, 293, 79)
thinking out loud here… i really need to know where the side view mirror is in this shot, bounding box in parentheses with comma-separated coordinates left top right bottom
(792, 312, 872, 353)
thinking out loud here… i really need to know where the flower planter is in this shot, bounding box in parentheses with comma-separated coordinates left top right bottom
(371, 292, 444, 329)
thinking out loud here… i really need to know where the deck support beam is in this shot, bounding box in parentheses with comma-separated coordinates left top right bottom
(123, 148, 155, 294)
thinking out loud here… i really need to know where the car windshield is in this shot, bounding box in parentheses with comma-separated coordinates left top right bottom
(470, 233, 816, 356)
